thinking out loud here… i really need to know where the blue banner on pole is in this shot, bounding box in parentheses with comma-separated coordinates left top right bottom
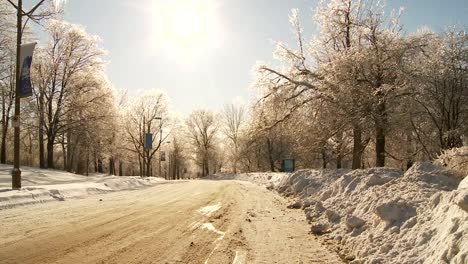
(19, 43, 36, 98)
(145, 133, 153, 149)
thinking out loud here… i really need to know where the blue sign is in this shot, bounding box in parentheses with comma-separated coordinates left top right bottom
(145, 133, 153, 149)
(19, 43, 36, 98)
(19, 56, 33, 97)
(282, 159, 295, 172)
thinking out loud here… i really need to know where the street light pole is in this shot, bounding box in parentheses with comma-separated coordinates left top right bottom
(9, 0, 65, 189)
(12, 0, 23, 189)
(166, 141, 171, 180)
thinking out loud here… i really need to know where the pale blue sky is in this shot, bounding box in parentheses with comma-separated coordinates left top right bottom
(57, 0, 468, 114)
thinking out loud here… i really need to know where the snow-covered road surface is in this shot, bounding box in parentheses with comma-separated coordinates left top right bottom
(0, 180, 342, 264)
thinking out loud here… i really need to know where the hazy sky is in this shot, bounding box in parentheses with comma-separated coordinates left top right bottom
(59, 0, 468, 115)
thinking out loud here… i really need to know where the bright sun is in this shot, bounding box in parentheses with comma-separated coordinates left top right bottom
(151, 0, 221, 58)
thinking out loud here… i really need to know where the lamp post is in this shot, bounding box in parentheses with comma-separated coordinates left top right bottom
(7, 0, 65, 189)
(165, 141, 171, 180)
(11, 0, 23, 189)
(155, 117, 162, 177)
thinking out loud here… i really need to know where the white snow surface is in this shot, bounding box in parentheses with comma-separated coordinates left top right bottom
(223, 163, 467, 264)
(198, 203, 222, 216)
(0, 164, 164, 209)
(207, 172, 289, 189)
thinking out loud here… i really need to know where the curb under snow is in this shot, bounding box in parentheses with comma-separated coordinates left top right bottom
(0, 176, 165, 210)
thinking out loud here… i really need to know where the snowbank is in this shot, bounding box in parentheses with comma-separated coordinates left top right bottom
(0, 165, 164, 209)
(275, 162, 467, 264)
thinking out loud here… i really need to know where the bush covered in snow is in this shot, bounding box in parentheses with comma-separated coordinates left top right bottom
(435, 146, 468, 179)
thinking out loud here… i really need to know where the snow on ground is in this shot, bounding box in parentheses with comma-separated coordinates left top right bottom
(207, 172, 289, 189)
(219, 163, 467, 264)
(275, 162, 467, 264)
(199, 202, 222, 216)
(0, 164, 164, 209)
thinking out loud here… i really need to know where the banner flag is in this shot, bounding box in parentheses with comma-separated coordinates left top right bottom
(19, 42, 36, 98)
(145, 133, 153, 149)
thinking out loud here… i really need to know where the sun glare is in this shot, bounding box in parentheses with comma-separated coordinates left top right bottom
(151, 0, 221, 59)
(51, 0, 67, 11)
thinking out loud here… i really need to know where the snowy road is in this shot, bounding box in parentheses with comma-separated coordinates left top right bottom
(0, 180, 342, 264)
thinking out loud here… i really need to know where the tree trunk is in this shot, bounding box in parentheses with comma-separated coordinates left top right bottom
(38, 123, 45, 168)
(146, 157, 151, 177)
(336, 131, 344, 169)
(28, 132, 33, 166)
(138, 156, 143, 177)
(119, 161, 123, 176)
(322, 148, 327, 169)
(0, 123, 8, 164)
(352, 124, 363, 169)
(375, 126, 385, 167)
(86, 148, 90, 176)
(93, 150, 98, 172)
(375, 102, 386, 167)
(61, 140, 66, 170)
(97, 158, 103, 173)
(108, 157, 114, 175)
(203, 157, 209, 177)
(38, 92, 45, 168)
(47, 137, 55, 169)
(266, 138, 275, 172)
(336, 155, 342, 169)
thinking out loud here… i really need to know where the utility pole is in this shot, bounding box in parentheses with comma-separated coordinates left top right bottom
(12, 0, 23, 189)
(8, 0, 65, 189)
(7, 0, 63, 189)
(157, 117, 162, 177)
(166, 141, 171, 180)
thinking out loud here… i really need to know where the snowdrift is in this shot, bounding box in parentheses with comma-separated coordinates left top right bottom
(276, 162, 467, 264)
(0, 165, 164, 209)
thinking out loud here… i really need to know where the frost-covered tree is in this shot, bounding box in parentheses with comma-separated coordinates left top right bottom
(254, 1, 422, 168)
(0, 1, 16, 164)
(31, 19, 105, 169)
(123, 89, 171, 177)
(408, 29, 468, 152)
(185, 109, 219, 176)
(221, 101, 247, 173)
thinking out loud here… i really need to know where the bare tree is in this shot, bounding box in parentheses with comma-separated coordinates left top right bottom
(31, 19, 105, 169)
(186, 109, 218, 177)
(409, 29, 468, 152)
(221, 102, 246, 173)
(123, 89, 171, 177)
(0, 2, 16, 164)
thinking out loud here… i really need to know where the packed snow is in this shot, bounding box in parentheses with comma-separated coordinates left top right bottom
(207, 172, 289, 189)
(199, 203, 222, 216)
(201, 223, 226, 239)
(0, 165, 164, 209)
(217, 162, 467, 264)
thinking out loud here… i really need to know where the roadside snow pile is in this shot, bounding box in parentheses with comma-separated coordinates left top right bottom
(277, 162, 467, 264)
(0, 165, 164, 209)
(277, 169, 350, 198)
(208, 172, 289, 189)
